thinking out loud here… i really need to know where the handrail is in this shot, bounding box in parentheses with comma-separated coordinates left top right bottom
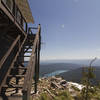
(0, 34, 27, 92)
(22, 25, 41, 100)
(0, 35, 20, 69)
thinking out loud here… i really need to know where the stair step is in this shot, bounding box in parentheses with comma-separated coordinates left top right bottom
(3, 85, 23, 88)
(24, 47, 32, 49)
(0, 96, 23, 100)
(18, 56, 31, 57)
(8, 75, 25, 77)
(24, 56, 31, 57)
(12, 67, 27, 70)
(26, 51, 32, 53)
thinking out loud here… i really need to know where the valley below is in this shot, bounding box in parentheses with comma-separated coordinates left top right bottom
(40, 62, 100, 85)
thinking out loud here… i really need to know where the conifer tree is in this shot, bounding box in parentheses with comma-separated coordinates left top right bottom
(81, 58, 96, 100)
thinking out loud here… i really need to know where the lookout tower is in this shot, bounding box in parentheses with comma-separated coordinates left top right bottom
(0, 0, 41, 100)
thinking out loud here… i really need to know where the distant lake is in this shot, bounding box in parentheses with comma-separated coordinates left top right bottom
(43, 70, 68, 78)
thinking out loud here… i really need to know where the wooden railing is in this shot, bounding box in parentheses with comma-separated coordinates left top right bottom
(0, 35, 20, 69)
(1, 0, 28, 32)
(22, 25, 41, 100)
(0, 35, 20, 91)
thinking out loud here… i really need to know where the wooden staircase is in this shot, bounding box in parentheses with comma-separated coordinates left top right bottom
(0, 0, 41, 100)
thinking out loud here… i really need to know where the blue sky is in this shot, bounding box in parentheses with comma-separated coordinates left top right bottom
(29, 0, 100, 61)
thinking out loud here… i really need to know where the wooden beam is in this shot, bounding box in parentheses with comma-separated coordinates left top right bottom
(0, 35, 20, 69)
(3, 85, 23, 88)
(8, 75, 25, 77)
(12, 67, 27, 70)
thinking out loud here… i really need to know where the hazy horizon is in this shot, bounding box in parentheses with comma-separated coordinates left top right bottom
(40, 59, 100, 66)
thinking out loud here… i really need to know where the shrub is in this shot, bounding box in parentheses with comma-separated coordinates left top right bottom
(39, 93, 50, 100)
(54, 90, 74, 100)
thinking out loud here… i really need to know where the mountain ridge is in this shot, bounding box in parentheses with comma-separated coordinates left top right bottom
(60, 67, 100, 85)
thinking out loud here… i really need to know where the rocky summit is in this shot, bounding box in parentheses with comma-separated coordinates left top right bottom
(31, 76, 85, 100)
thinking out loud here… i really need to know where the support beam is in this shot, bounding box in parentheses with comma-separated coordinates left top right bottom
(34, 47, 38, 93)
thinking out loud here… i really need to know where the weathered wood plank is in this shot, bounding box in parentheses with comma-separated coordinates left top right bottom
(0, 35, 20, 69)
(3, 85, 23, 88)
(8, 75, 25, 77)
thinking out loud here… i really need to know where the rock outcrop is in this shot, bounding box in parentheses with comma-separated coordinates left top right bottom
(32, 76, 84, 100)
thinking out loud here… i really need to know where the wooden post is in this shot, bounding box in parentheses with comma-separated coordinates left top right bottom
(34, 24, 41, 93)
(22, 90, 28, 100)
(37, 45, 40, 81)
(34, 47, 38, 93)
(26, 23, 28, 33)
(38, 24, 41, 80)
